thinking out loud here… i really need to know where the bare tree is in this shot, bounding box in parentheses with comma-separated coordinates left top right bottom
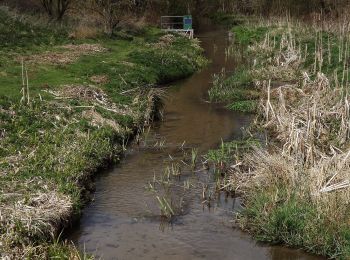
(89, 0, 133, 36)
(40, 0, 72, 20)
(56, 0, 71, 20)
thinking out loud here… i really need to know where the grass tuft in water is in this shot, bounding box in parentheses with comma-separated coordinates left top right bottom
(191, 148, 199, 171)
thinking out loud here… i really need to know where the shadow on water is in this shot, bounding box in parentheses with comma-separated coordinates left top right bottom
(67, 21, 324, 260)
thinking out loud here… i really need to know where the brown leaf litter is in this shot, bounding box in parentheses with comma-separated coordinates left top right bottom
(152, 34, 176, 49)
(19, 43, 108, 65)
(0, 182, 72, 258)
(82, 110, 123, 132)
(44, 84, 133, 116)
(90, 74, 109, 84)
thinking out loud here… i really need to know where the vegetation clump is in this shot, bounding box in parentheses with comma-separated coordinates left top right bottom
(208, 17, 350, 259)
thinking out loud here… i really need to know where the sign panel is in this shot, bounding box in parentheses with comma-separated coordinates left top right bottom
(183, 15, 192, 30)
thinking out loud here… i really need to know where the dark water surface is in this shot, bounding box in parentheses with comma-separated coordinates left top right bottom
(68, 24, 323, 260)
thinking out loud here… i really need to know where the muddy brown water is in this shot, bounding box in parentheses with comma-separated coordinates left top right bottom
(68, 25, 324, 260)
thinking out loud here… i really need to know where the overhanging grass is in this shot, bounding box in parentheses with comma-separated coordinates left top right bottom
(209, 68, 260, 112)
(226, 100, 257, 113)
(241, 188, 350, 259)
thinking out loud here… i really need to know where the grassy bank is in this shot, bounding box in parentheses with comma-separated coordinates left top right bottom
(208, 19, 350, 258)
(208, 25, 268, 113)
(0, 7, 206, 258)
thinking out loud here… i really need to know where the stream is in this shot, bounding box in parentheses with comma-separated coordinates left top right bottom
(68, 23, 323, 260)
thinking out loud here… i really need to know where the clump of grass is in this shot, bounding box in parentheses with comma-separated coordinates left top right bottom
(238, 149, 350, 258)
(232, 25, 269, 46)
(226, 100, 257, 113)
(206, 139, 260, 166)
(147, 168, 189, 220)
(166, 163, 182, 179)
(206, 138, 260, 194)
(209, 67, 260, 113)
(190, 148, 199, 170)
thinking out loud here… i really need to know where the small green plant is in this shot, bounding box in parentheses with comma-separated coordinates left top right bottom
(147, 166, 189, 220)
(166, 163, 181, 179)
(226, 100, 257, 113)
(155, 196, 175, 219)
(206, 138, 259, 165)
(191, 148, 198, 170)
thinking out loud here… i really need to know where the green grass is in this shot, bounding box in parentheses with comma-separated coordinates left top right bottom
(241, 188, 350, 259)
(208, 25, 268, 112)
(206, 138, 260, 165)
(0, 29, 203, 100)
(232, 25, 269, 45)
(226, 100, 257, 113)
(0, 8, 206, 258)
(209, 68, 260, 112)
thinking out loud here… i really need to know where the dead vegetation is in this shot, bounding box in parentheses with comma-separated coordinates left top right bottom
(233, 19, 350, 173)
(153, 34, 176, 49)
(19, 43, 108, 65)
(89, 74, 109, 84)
(44, 84, 133, 116)
(213, 18, 350, 257)
(69, 23, 101, 39)
(0, 179, 72, 259)
(82, 110, 122, 132)
(61, 43, 107, 53)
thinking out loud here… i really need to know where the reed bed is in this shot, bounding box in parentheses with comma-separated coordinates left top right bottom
(209, 17, 350, 258)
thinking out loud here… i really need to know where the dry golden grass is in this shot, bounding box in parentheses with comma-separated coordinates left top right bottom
(69, 24, 101, 40)
(0, 180, 72, 258)
(18, 44, 107, 65)
(219, 18, 350, 257)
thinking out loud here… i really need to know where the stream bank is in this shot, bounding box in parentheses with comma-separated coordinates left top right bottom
(68, 22, 322, 260)
(0, 8, 205, 258)
(207, 20, 350, 259)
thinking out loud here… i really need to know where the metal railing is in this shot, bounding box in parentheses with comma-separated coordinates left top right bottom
(161, 16, 185, 30)
(160, 16, 194, 39)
